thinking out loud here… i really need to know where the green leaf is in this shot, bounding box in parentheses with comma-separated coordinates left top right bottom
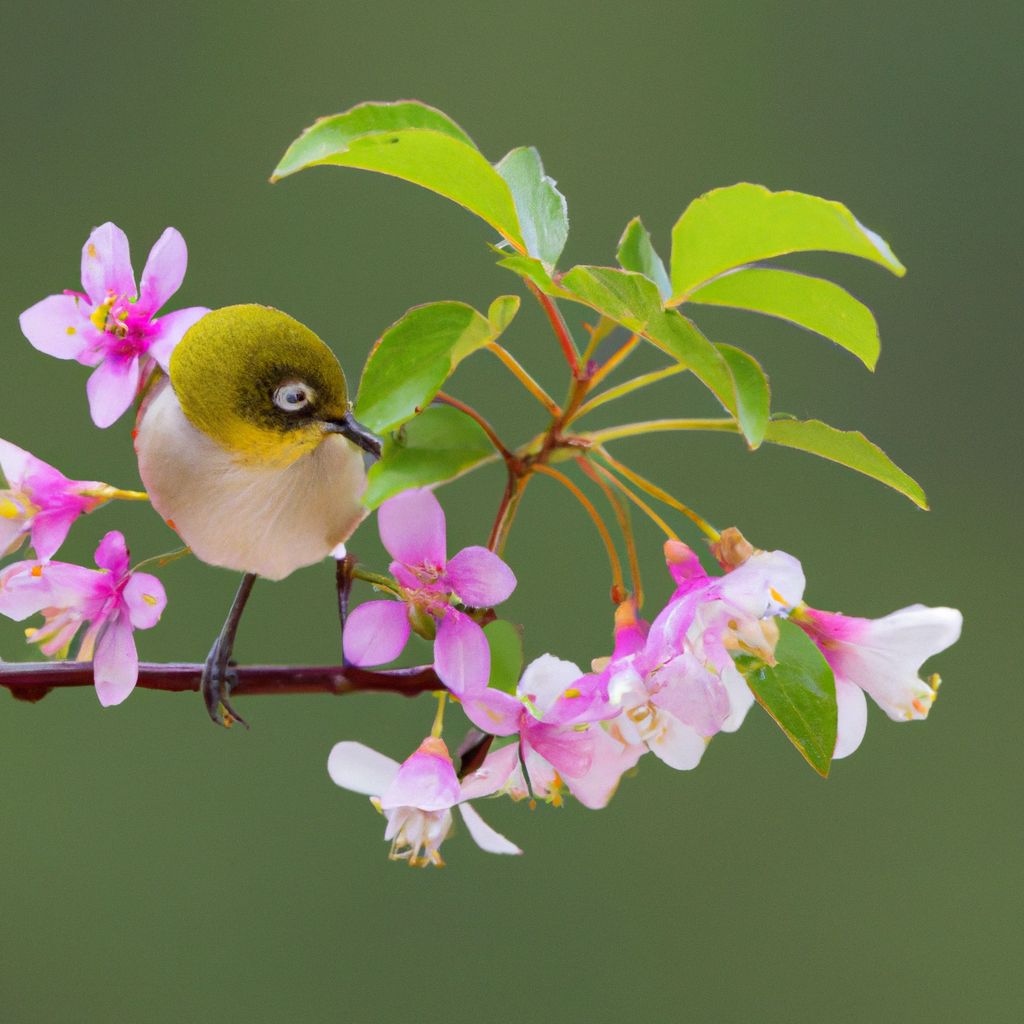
(272, 100, 524, 250)
(764, 418, 928, 508)
(616, 217, 671, 302)
(689, 267, 880, 370)
(363, 405, 497, 509)
(495, 253, 572, 297)
(487, 294, 521, 334)
(356, 300, 513, 434)
(717, 343, 770, 449)
(484, 620, 524, 695)
(495, 147, 568, 268)
(747, 619, 837, 778)
(669, 183, 905, 302)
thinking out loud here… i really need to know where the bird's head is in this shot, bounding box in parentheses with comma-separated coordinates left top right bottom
(169, 305, 381, 467)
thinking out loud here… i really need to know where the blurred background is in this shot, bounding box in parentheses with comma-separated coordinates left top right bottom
(0, 1, 1019, 1020)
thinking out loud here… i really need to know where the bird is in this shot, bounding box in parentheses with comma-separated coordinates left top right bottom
(134, 304, 381, 726)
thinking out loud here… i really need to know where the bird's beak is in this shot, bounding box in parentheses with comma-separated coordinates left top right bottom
(324, 410, 383, 460)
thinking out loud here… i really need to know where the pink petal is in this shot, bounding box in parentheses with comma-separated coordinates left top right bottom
(434, 612, 489, 697)
(444, 546, 516, 608)
(663, 539, 708, 589)
(834, 677, 868, 759)
(459, 687, 522, 737)
(380, 738, 460, 812)
(649, 653, 731, 737)
(647, 714, 708, 770)
(720, 550, 806, 618)
(147, 307, 209, 371)
(719, 661, 756, 733)
(564, 725, 644, 809)
(18, 294, 93, 361)
(0, 438, 34, 486)
(0, 518, 26, 559)
(525, 722, 594, 779)
(0, 562, 56, 620)
(377, 488, 446, 568)
(342, 600, 410, 667)
(92, 612, 139, 707)
(94, 531, 130, 576)
(458, 803, 521, 855)
(86, 355, 141, 428)
(138, 227, 187, 314)
(517, 653, 585, 720)
(459, 743, 522, 801)
(521, 743, 559, 799)
(29, 507, 81, 561)
(327, 741, 399, 796)
(81, 222, 136, 305)
(123, 572, 167, 629)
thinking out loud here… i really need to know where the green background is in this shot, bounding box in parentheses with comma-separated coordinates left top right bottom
(1, 2, 1019, 1021)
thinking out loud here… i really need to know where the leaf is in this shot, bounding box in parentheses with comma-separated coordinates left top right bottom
(717, 343, 770, 449)
(763, 418, 928, 508)
(272, 100, 524, 249)
(617, 217, 672, 302)
(356, 300, 514, 434)
(487, 294, 521, 335)
(495, 147, 568, 268)
(747, 619, 837, 777)
(669, 183, 905, 302)
(363, 405, 497, 509)
(495, 253, 572, 297)
(484, 620, 524, 696)
(689, 267, 880, 370)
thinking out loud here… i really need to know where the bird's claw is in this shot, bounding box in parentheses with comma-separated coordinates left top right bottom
(201, 647, 249, 729)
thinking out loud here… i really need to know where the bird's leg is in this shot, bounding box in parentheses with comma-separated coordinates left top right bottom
(202, 572, 258, 728)
(335, 554, 355, 667)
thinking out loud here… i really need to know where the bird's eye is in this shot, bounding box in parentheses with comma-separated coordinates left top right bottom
(273, 382, 314, 412)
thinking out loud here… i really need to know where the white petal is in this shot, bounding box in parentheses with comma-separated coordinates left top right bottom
(458, 803, 521, 855)
(517, 653, 583, 717)
(833, 677, 868, 759)
(327, 741, 399, 796)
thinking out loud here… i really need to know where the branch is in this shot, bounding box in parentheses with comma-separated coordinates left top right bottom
(0, 661, 443, 703)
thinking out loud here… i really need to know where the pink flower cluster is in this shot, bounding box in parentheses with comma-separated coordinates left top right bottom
(328, 491, 961, 865)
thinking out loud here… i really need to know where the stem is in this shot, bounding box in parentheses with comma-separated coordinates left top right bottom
(534, 464, 625, 603)
(132, 546, 192, 573)
(527, 281, 580, 373)
(576, 456, 644, 607)
(435, 392, 514, 461)
(486, 342, 561, 416)
(430, 691, 447, 738)
(595, 446, 720, 542)
(572, 365, 687, 421)
(0, 661, 444, 699)
(584, 418, 738, 445)
(578, 316, 617, 367)
(586, 457, 679, 542)
(588, 333, 640, 388)
(351, 566, 402, 596)
(488, 471, 530, 555)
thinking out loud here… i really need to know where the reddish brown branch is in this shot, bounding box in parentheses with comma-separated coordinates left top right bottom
(0, 661, 443, 703)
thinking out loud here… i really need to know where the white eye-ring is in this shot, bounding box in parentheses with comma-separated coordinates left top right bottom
(273, 382, 314, 412)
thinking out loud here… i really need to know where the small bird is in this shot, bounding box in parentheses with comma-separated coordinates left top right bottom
(135, 304, 381, 725)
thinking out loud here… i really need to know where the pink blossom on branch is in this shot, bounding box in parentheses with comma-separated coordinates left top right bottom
(327, 737, 522, 865)
(18, 222, 209, 428)
(0, 438, 129, 561)
(343, 488, 516, 695)
(0, 531, 167, 706)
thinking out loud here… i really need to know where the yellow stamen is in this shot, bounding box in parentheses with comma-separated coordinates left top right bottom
(563, 688, 581, 699)
(30, 565, 42, 577)
(141, 594, 158, 606)
(0, 497, 21, 519)
(65, 325, 77, 335)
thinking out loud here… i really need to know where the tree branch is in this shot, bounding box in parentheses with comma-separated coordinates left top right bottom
(0, 661, 443, 703)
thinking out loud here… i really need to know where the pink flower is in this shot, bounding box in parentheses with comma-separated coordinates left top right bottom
(19, 222, 209, 428)
(0, 531, 167, 706)
(327, 736, 522, 865)
(343, 488, 516, 695)
(794, 603, 963, 758)
(458, 654, 644, 809)
(0, 438, 123, 561)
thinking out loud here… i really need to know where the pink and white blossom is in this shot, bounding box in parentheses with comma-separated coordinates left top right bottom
(0, 531, 167, 707)
(19, 222, 209, 428)
(0, 438, 122, 561)
(795, 603, 962, 758)
(327, 736, 521, 865)
(343, 489, 516, 696)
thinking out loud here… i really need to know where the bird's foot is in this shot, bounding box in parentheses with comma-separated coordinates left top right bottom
(201, 642, 249, 729)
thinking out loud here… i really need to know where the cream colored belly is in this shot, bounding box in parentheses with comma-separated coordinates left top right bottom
(136, 384, 368, 580)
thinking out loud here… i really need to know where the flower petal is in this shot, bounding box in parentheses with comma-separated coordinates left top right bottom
(0, 562, 57, 620)
(444, 546, 516, 607)
(18, 294, 93, 362)
(94, 531, 130, 576)
(377, 488, 446, 568)
(380, 738, 460, 812)
(525, 721, 593, 779)
(92, 612, 139, 707)
(327, 741, 399, 796)
(138, 228, 187, 314)
(342, 600, 411, 667)
(123, 572, 167, 629)
(434, 612, 489, 697)
(564, 725, 644, 809)
(29, 507, 81, 561)
(833, 676, 869, 759)
(81, 222, 136, 305)
(458, 803, 522, 855)
(0, 438, 34, 487)
(719, 660, 756, 733)
(86, 355, 140, 428)
(459, 687, 522, 737)
(646, 712, 708, 770)
(517, 653, 585, 719)
(147, 307, 210, 371)
(459, 743, 522, 801)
